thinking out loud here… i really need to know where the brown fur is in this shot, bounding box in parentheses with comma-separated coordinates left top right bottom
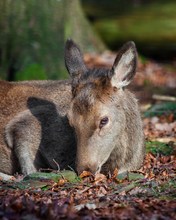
(0, 40, 145, 180)
(0, 80, 76, 179)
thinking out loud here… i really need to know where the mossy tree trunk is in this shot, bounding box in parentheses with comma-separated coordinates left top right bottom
(64, 0, 105, 53)
(0, 0, 105, 81)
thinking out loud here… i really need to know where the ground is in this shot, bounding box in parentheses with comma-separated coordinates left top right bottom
(0, 53, 175, 219)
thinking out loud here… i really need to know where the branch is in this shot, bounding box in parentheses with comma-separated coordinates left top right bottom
(152, 94, 176, 102)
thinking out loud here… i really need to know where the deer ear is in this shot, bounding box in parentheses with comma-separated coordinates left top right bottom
(110, 41, 137, 88)
(65, 39, 87, 79)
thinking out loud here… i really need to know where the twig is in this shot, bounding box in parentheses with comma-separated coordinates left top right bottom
(53, 159, 60, 171)
(67, 165, 76, 173)
(39, 168, 55, 172)
(52, 159, 67, 180)
(152, 94, 176, 102)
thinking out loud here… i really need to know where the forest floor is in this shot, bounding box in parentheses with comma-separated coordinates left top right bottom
(0, 53, 176, 219)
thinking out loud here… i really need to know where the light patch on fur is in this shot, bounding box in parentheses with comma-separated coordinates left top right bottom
(111, 49, 134, 88)
(122, 49, 134, 65)
(5, 126, 13, 148)
(0, 172, 15, 181)
(5, 109, 32, 149)
(116, 79, 132, 88)
(17, 142, 37, 174)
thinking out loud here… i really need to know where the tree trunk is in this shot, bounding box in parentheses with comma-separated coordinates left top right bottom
(0, 0, 105, 81)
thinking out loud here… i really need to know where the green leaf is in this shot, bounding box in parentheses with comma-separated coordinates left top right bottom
(117, 172, 145, 181)
(24, 170, 79, 183)
(114, 182, 137, 194)
(128, 173, 145, 181)
(117, 172, 128, 180)
(146, 141, 174, 155)
(1, 180, 50, 190)
(19, 180, 50, 190)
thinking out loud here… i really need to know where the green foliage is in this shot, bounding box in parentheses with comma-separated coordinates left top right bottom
(139, 55, 148, 65)
(0, 171, 79, 190)
(13, 180, 50, 190)
(15, 64, 47, 81)
(0, 0, 104, 81)
(117, 172, 145, 181)
(144, 102, 176, 118)
(145, 179, 176, 199)
(91, 1, 176, 57)
(24, 170, 79, 183)
(146, 141, 173, 156)
(0, 0, 66, 80)
(114, 182, 136, 194)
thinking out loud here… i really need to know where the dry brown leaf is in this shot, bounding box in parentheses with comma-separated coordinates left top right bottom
(94, 173, 107, 184)
(58, 178, 67, 186)
(79, 171, 93, 178)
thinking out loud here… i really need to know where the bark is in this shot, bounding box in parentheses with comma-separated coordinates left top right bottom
(0, 0, 105, 80)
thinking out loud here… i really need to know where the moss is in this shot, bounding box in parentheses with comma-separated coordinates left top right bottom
(146, 141, 174, 156)
(15, 64, 47, 81)
(144, 102, 176, 118)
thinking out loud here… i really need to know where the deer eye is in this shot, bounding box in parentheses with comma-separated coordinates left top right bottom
(99, 117, 109, 129)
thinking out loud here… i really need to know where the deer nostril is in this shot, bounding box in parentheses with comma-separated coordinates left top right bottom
(88, 164, 100, 175)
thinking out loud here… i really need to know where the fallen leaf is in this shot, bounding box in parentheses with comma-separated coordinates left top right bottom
(128, 172, 145, 181)
(79, 171, 93, 178)
(94, 173, 107, 184)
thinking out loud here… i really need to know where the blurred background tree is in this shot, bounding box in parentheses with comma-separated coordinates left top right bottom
(0, 0, 176, 81)
(82, 0, 176, 61)
(0, 0, 104, 81)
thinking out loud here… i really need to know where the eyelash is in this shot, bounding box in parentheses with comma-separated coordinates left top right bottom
(99, 117, 109, 129)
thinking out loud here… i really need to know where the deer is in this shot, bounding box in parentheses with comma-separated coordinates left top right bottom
(0, 39, 145, 181)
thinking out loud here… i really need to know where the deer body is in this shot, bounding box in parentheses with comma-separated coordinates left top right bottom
(0, 80, 76, 178)
(0, 40, 145, 180)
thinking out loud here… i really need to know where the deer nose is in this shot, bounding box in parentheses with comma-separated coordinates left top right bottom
(77, 163, 100, 175)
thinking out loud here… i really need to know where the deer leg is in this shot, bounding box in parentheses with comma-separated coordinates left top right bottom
(5, 112, 41, 175)
(0, 172, 15, 181)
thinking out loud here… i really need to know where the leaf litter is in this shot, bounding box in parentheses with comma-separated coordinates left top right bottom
(0, 53, 176, 219)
